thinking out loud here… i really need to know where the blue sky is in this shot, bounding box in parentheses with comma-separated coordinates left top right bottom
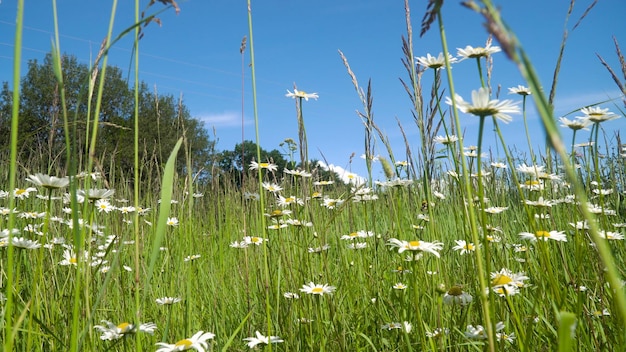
(1, 0, 624, 180)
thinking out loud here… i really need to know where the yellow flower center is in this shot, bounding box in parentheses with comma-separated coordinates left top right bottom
(251, 237, 261, 243)
(285, 197, 295, 203)
(15, 189, 26, 195)
(396, 266, 403, 272)
(349, 232, 358, 238)
(311, 192, 321, 198)
(492, 274, 513, 286)
(535, 231, 550, 238)
(70, 257, 78, 264)
(447, 286, 463, 296)
(259, 162, 269, 168)
(271, 210, 282, 216)
(175, 339, 193, 348)
(117, 322, 132, 333)
(408, 240, 420, 247)
(311, 287, 324, 294)
(464, 243, 475, 250)
(347, 174, 355, 179)
(525, 180, 539, 186)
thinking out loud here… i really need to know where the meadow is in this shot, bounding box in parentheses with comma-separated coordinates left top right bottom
(2, 0, 626, 351)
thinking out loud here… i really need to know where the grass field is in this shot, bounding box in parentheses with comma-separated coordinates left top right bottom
(2, 0, 625, 351)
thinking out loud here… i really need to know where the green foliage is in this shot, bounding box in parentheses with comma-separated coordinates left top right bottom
(0, 52, 214, 182)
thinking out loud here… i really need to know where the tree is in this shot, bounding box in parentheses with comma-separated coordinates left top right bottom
(214, 140, 288, 184)
(0, 52, 214, 182)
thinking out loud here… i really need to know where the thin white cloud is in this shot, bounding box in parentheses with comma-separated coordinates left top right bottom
(317, 161, 367, 186)
(553, 90, 624, 116)
(196, 111, 252, 128)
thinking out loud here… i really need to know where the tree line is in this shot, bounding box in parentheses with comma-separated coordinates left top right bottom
(0, 53, 337, 187)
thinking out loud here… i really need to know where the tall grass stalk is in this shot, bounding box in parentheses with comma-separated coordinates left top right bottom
(3, 0, 25, 350)
(434, 5, 497, 350)
(247, 0, 275, 348)
(475, 0, 626, 338)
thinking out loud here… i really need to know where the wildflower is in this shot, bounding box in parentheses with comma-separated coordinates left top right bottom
(446, 87, 519, 123)
(137, 207, 151, 215)
(261, 182, 282, 193)
(80, 188, 115, 201)
(94, 320, 157, 341)
(321, 197, 344, 209)
(377, 179, 412, 188)
(395, 160, 409, 167)
(416, 52, 457, 69)
(59, 249, 85, 266)
(243, 192, 260, 201)
(118, 206, 136, 214)
(277, 195, 304, 207)
(249, 161, 278, 172)
(284, 218, 313, 227)
(184, 254, 201, 262)
(433, 190, 446, 200)
(491, 268, 529, 290)
(284, 168, 312, 177)
(452, 240, 477, 255)
(156, 331, 215, 352)
(6, 237, 41, 249)
(300, 282, 336, 296)
(465, 321, 505, 340)
(19, 211, 46, 219)
(381, 322, 412, 333)
(483, 206, 508, 214)
(496, 332, 516, 343)
(387, 238, 444, 257)
(508, 85, 531, 95)
(243, 331, 284, 349)
(492, 284, 521, 297)
(592, 188, 614, 195)
(392, 266, 411, 274)
(308, 244, 330, 253)
(25, 173, 69, 189)
(426, 328, 450, 338)
(457, 43, 501, 59)
(433, 135, 459, 145)
(95, 199, 115, 213)
(519, 230, 567, 242)
(393, 283, 407, 290)
(598, 231, 624, 240)
(579, 106, 619, 123)
(491, 162, 507, 169)
(243, 236, 267, 246)
(267, 221, 288, 230)
(285, 89, 318, 101)
(524, 197, 553, 207)
(347, 242, 368, 249)
(559, 117, 592, 131)
(313, 180, 334, 186)
(591, 308, 611, 317)
(230, 241, 248, 248)
(283, 292, 300, 299)
(443, 285, 473, 306)
(341, 230, 375, 240)
(156, 297, 182, 305)
(266, 209, 292, 218)
(167, 217, 179, 226)
(13, 187, 37, 199)
(516, 163, 545, 176)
